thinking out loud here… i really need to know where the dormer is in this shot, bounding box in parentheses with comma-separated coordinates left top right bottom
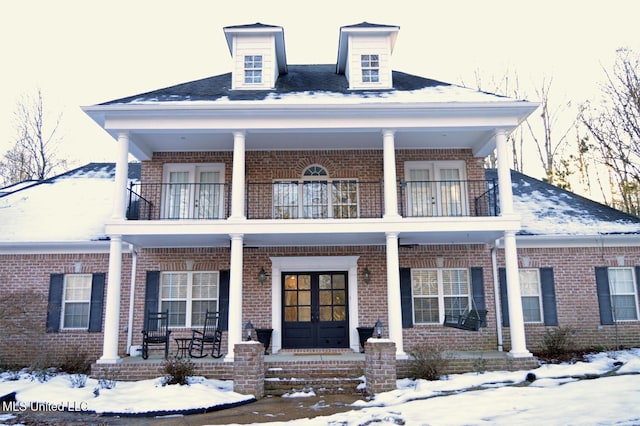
(336, 22, 400, 90)
(223, 23, 287, 90)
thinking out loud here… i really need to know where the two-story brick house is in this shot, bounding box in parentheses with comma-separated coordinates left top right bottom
(80, 21, 540, 365)
(3, 22, 639, 372)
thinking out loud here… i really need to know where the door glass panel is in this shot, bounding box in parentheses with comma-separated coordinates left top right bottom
(302, 181, 328, 218)
(333, 290, 345, 305)
(298, 290, 311, 305)
(273, 182, 298, 219)
(439, 168, 462, 216)
(319, 274, 332, 289)
(319, 290, 332, 305)
(408, 168, 433, 217)
(333, 274, 345, 289)
(298, 306, 311, 321)
(284, 275, 297, 290)
(166, 171, 190, 219)
(320, 306, 332, 321)
(334, 306, 346, 321)
(284, 307, 297, 321)
(298, 275, 311, 289)
(197, 170, 221, 219)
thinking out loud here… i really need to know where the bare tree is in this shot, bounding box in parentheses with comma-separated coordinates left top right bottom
(0, 89, 67, 186)
(579, 48, 640, 216)
(524, 76, 576, 189)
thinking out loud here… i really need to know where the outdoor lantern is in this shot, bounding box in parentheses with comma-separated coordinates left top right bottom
(258, 267, 268, 285)
(363, 267, 371, 284)
(244, 320, 254, 341)
(374, 319, 384, 338)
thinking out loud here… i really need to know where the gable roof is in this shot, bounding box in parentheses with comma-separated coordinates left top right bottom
(98, 65, 513, 105)
(486, 169, 640, 237)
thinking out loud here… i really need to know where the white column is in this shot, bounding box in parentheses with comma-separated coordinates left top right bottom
(97, 236, 123, 364)
(495, 129, 513, 215)
(382, 129, 400, 219)
(504, 231, 532, 357)
(225, 233, 244, 361)
(112, 132, 130, 220)
(230, 131, 246, 220)
(385, 232, 405, 356)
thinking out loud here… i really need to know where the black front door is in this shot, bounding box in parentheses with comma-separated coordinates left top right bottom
(282, 272, 349, 349)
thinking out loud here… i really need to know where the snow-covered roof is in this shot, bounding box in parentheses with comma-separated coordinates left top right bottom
(486, 169, 640, 237)
(0, 180, 39, 197)
(0, 163, 140, 246)
(99, 65, 517, 106)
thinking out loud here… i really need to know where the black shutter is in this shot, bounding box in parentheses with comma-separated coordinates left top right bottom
(539, 267, 558, 326)
(470, 267, 487, 327)
(88, 273, 106, 332)
(595, 267, 614, 325)
(636, 267, 640, 318)
(498, 268, 509, 327)
(218, 270, 230, 331)
(144, 271, 160, 331)
(46, 274, 64, 333)
(399, 268, 413, 328)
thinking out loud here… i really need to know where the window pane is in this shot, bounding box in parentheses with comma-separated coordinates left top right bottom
(319, 290, 332, 305)
(444, 297, 468, 316)
(609, 268, 635, 293)
(412, 270, 437, 295)
(442, 269, 468, 296)
(613, 295, 638, 320)
(64, 275, 91, 301)
(298, 290, 311, 306)
(298, 275, 311, 290)
(334, 306, 346, 321)
(162, 301, 186, 327)
(320, 306, 332, 321)
(298, 306, 311, 321)
(192, 272, 217, 299)
(414, 297, 438, 323)
(284, 306, 297, 321)
(522, 296, 542, 322)
(191, 301, 217, 327)
(63, 302, 89, 328)
(273, 182, 298, 219)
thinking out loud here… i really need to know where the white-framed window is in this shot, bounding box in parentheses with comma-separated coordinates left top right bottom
(162, 163, 225, 219)
(160, 271, 219, 327)
(361, 54, 380, 83)
(244, 55, 263, 84)
(404, 161, 468, 217)
(519, 269, 543, 323)
(62, 274, 92, 329)
(272, 165, 358, 219)
(608, 267, 639, 321)
(412, 268, 470, 324)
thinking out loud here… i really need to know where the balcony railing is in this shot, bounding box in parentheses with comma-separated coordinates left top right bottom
(125, 179, 498, 221)
(399, 179, 499, 217)
(245, 181, 384, 219)
(127, 182, 231, 220)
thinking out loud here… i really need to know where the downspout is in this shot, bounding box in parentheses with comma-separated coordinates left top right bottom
(126, 244, 138, 354)
(491, 240, 504, 352)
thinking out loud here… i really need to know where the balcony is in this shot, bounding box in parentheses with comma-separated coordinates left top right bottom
(126, 180, 498, 221)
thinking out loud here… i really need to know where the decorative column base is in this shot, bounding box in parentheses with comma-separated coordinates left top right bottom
(233, 341, 265, 399)
(365, 339, 396, 395)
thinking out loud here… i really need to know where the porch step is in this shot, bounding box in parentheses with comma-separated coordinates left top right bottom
(264, 352, 365, 395)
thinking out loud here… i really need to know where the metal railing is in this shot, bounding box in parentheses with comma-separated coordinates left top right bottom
(398, 179, 499, 217)
(245, 181, 384, 219)
(126, 179, 498, 220)
(127, 182, 231, 220)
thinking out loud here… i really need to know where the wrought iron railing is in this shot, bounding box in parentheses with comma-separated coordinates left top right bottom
(398, 179, 499, 217)
(245, 181, 384, 219)
(125, 179, 498, 220)
(127, 182, 231, 220)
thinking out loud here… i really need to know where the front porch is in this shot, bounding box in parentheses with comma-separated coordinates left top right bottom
(90, 348, 538, 391)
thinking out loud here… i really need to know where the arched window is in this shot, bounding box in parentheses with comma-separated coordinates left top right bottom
(273, 165, 358, 219)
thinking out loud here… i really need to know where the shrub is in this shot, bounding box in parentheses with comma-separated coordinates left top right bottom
(59, 352, 91, 375)
(162, 357, 196, 385)
(542, 326, 576, 358)
(407, 344, 452, 381)
(69, 373, 88, 388)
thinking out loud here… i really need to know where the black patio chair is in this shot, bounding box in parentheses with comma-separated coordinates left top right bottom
(141, 310, 171, 359)
(189, 310, 224, 358)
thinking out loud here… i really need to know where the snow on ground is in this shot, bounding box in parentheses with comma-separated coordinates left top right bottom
(1, 349, 639, 425)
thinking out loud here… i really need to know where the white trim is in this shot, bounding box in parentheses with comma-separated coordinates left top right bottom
(0, 241, 124, 254)
(270, 256, 360, 353)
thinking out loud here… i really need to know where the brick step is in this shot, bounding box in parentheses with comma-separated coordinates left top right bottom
(264, 376, 364, 395)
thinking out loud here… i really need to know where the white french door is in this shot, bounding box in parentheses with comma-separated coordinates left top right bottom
(405, 161, 467, 217)
(162, 164, 224, 219)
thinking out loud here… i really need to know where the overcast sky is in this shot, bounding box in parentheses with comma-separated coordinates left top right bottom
(1, 0, 639, 174)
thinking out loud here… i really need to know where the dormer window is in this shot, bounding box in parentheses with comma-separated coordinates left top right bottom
(361, 54, 380, 83)
(244, 55, 263, 84)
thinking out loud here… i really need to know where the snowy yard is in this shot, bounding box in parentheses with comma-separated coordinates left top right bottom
(1, 348, 639, 425)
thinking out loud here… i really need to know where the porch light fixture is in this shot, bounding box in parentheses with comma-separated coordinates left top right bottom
(363, 267, 371, 284)
(244, 321, 254, 341)
(258, 267, 268, 285)
(374, 319, 385, 338)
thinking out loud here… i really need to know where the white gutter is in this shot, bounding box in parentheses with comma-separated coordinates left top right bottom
(126, 244, 138, 354)
(491, 241, 504, 352)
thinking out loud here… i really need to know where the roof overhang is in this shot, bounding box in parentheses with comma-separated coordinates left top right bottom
(0, 240, 128, 254)
(82, 101, 538, 161)
(499, 233, 640, 248)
